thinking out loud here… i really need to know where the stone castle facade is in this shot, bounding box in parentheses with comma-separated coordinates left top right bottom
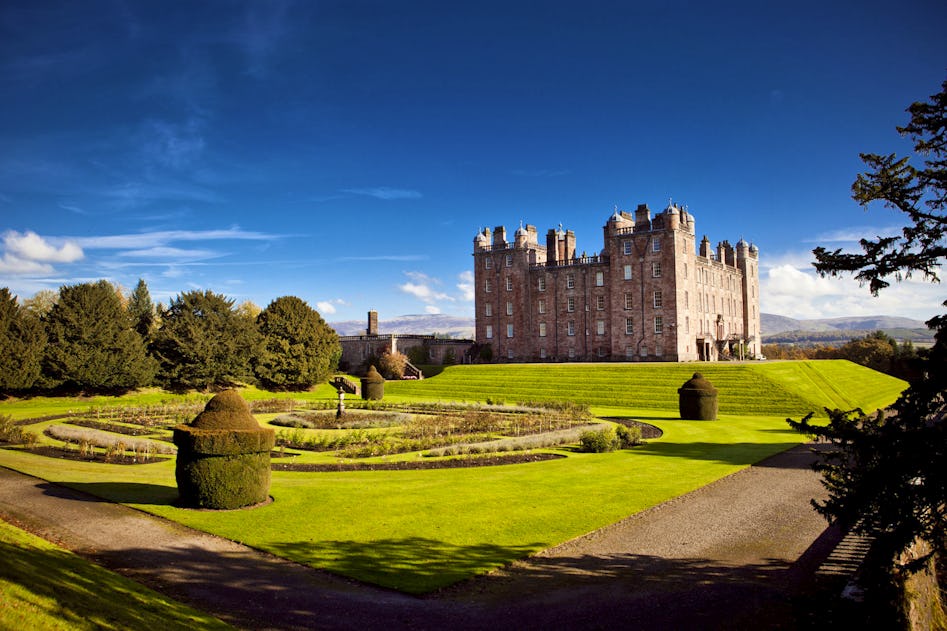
(472, 202, 760, 362)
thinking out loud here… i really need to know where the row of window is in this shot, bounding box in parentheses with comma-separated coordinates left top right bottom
(484, 289, 668, 317)
(621, 237, 661, 255)
(508, 345, 663, 360)
(484, 317, 665, 339)
(484, 263, 660, 293)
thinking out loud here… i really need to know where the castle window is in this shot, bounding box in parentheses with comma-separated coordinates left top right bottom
(485, 325, 493, 339)
(485, 303, 492, 316)
(568, 347, 576, 359)
(597, 347, 606, 358)
(596, 295, 605, 310)
(684, 263, 688, 279)
(505, 254, 513, 267)
(624, 292, 633, 310)
(567, 320, 575, 336)
(652, 237, 661, 252)
(623, 264, 632, 280)
(596, 320, 605, 335)
(505, 276, 513, 291)
(506, 301, 513, 316)
(654, 316, 664, 334)
(625, 318, 634, 335)
(538, 299, 546, 314)
(540, 347, 547, 359)
(566, 273, 575, 289)
(538, 276, 546, 291)
(484, 258, 493, 270)
(506, 324, 514, 338)
(653, 290, 663, 308)
(623, 240, 632, 255)
(625, 346, 634, 358)
(686, 316, 690, 333)
(508, 348, 514, 359)
(539, 322, 547, 337)
(652, 262, 662, 277)
(567, 296, 575, 312)
(595, 271, 604, 286)
(484, 279, 492, 293)
(684, 291, 688, 308)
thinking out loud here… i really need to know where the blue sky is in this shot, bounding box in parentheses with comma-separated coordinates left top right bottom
(1, 1, 945, 323)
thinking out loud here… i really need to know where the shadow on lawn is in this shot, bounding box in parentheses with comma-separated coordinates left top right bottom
(80, 533, 841, 630)
(39, 481, 178, 506)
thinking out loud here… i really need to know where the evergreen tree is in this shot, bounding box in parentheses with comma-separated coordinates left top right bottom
(152, 290, 261, 390)
(127, 278, 155, 338)
(0, 288, 46, 393)
(254, 296, 340, 390)
(43, 281, 156, 391)
(789, 78, 947, 574)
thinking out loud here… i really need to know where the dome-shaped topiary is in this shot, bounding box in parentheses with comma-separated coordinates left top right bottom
(173, 390, 275, 509)
(361, 365, 385, 400)
(678, 372, 719, 420)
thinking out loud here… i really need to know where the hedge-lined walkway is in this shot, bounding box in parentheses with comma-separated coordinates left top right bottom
(0, 445, 841, 630)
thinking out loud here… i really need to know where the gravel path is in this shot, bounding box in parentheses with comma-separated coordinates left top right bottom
(0, 443, 838, 630)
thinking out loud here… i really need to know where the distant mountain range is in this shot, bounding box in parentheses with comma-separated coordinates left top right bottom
(330, 313, 933, 343)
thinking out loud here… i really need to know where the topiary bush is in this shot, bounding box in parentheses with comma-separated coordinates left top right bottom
(173, 390, 275, 509)
(615, 424, 642, 448)
(579, 427, 619, 453)
(361, 365, 385, 400)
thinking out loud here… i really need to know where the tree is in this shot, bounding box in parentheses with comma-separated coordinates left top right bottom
(254, 296, 341, 390)
(789, 78, 947, 575)
(151, 290, 261, 390)
(127, 278, 155, 338)
(43, 281, 156, 391)
(235, 299, 262, 321)
(0, 288, 46, 393)
(21, 289, 58, 319)
(376, 349, 408, 379)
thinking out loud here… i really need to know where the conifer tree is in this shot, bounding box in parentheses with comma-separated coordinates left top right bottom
(43, 281, 156, 391)
(152, 290, 261, 390)
(789, 78, 947, 574)
(127, 278, 155, 338)
(0, 288, 46, 393)
(254, 296, 340, 390)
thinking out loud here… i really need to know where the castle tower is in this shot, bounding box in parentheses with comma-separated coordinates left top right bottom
(366, 310, 378, 336)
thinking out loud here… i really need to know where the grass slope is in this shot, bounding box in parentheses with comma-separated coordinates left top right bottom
(385, 360, 905, 416)
(0, 518, 232, 630)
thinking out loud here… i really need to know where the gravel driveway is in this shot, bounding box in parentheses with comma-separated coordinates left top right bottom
(0, 443, 837, 630)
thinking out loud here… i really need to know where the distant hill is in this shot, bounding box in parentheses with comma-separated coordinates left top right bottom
(330, 314, 475, 339)
(761, 313, 933, 345)
(761, 313, 928, 335)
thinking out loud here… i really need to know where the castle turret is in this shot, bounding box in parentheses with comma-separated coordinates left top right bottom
(700, 235, 713, 258)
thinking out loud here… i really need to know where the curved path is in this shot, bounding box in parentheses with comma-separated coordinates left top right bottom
(0, 444, 838, 630)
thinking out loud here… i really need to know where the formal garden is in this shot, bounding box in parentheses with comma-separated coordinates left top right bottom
(0, 360, 906, 596)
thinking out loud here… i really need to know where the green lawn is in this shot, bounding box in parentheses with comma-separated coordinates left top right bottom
(0, 360, 907, 594)
(0, 518, 232, 630)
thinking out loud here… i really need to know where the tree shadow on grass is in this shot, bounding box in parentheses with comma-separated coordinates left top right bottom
(81, 534, 838, 630)
(631, 440, 804, 466)
(39, 481, 178, 506)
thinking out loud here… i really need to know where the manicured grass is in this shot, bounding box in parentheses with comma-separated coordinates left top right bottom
(0, 517, 232, 630)
(1, 413, 808, 594)
(385, 360, 906, 416)
(0, 360, 907, 594)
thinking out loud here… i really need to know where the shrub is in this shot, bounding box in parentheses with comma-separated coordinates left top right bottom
(377, 350, 408, 380)
(616, 424, 642, 448)
(579, 428, 619, 453)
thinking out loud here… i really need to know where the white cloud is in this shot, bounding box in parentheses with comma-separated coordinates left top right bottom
(761, 252, 945, 321)
(457, 270, 475, 301)
(316, 300, 337, 314)
(398, 271, 454, 304)
(4, 230, 83, 263)
(342, 187, 422, 200)
(0, 256, 54, 275)
(118, 246, 218, 259)
(806, 225, 901, 244)
(424, 305, 442, 314)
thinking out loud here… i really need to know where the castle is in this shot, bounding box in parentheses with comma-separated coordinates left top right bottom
(472, 202, 760, 362)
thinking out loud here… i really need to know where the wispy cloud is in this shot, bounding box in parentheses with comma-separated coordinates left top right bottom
(336, 254, 427, 262)
(103, 181, 224, 207)
(805, 226, 901, 244)
(70, 227, 282, 250)
(424, 305, 442, 314)
(342, 187, 422, 200)
(117, 246, 219, 260)
(511, 168, 570, 177)
(140, 117, 206, 169)
(398, 271, 455, 304)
